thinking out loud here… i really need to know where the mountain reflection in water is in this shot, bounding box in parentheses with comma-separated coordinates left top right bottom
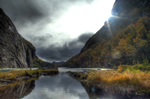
(22, 72, 89, 99)
(0, 80, 35, 99)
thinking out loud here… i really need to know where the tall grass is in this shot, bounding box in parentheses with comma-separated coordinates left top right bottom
(87, 68, 150, 93)
(0, 69, 41, 80)
(88, 70, 139, 85)
(0, 69, 59, 80)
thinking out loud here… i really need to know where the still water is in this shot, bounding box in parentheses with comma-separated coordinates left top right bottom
(0, 67, 148, 99)
(22, 67, 90, 99)
(22, 72, 88, 99)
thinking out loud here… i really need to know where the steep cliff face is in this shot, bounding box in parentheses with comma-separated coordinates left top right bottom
(0, 8, 36, 68)
(63, 0, 150, 68)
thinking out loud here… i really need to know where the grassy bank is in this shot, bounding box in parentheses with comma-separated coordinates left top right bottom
(87, 65, 150, 94)
(0, 69, 41, 80)
(0, 69, 59, 80)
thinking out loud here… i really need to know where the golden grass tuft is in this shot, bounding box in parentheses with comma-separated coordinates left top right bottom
(87, 69, 150, 92)
(0, 69, 59, 81)
(0, 69, 42, 80)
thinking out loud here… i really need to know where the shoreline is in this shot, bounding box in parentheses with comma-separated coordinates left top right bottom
(67, 69, 150, 98)
(0, 69, 59, 86)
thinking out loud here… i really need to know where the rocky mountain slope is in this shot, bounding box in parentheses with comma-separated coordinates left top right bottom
(62, 0, 150, 68)
(0, 8, 54, 68)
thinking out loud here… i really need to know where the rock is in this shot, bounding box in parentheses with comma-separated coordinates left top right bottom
(0, 8, 55, 69)
(0, 8, 36, 68)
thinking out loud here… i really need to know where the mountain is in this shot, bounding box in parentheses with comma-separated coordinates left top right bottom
(0, 8, 55, 68)
(62, 0, 150, 68)
(52, 61, 65, 65)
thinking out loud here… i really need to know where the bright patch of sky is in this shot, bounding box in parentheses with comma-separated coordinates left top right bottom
(18, 0, 115, 48)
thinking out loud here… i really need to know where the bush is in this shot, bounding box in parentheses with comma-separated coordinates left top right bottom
(133, 65, 150, 71)
(143, 57, 149, 66)
(117, 65, 131, 72)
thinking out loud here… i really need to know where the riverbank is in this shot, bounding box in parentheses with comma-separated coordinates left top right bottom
(68, 65, 150, 97)
(0, 69, 59, 86)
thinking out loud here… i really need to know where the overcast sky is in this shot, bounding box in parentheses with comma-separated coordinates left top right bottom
(0, 0, 115, 62)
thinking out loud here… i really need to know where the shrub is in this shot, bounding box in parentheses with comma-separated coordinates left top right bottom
(143, 57, 149, 66)
(117, 65, 131, 72)
(133, 64, 150, 71)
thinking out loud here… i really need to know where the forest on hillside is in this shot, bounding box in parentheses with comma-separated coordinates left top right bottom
(62, 0, 150, 68)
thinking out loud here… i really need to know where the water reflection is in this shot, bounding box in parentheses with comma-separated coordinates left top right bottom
(0, 80, 35, 99)
(58, 67, 110, 72)
(22, 73, 89, 99)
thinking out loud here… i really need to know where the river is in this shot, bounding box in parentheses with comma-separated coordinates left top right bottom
(0, 67, 148, 99)
(22, 67, 92, 99)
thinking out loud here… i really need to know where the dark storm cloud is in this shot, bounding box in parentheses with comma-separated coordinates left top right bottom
(36, 33, 93, 62)
(33, 34, 53, 41)
(0, 0, 95, 25)
(0, 0, 47, 24)
(69, 33, 93, 46)
(36, 45, 81, 62)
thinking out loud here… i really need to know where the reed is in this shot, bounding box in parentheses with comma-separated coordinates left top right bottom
(0, 69, 41, 80)
(87, 68, 150, 93)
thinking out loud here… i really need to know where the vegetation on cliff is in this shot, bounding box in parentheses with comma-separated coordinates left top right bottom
(62, 0, 150, 68)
